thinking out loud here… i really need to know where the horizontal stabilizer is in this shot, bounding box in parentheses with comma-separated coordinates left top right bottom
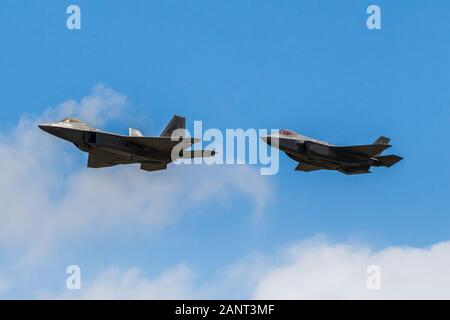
(332, 144, 391, 157)
(377, 155, 403, 167)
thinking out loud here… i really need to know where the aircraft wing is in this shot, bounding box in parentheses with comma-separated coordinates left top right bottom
(88, 150, 169, 172)
(330, 144, 391, 157)
(295, 162, 323, 172)
(123, 136, 200, 151)
(87, 150, 132, 168)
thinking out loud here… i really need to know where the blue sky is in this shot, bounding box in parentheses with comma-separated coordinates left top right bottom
(1, 1, 450, 299)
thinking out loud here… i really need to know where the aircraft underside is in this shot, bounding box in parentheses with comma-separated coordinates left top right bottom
(285, 151, 372, 175)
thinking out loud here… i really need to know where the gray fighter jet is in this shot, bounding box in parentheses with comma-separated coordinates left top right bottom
(38, 115, 214, 172)
(261, 129, 402, 175)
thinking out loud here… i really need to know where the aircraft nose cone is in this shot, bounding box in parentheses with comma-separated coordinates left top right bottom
(38, 124, 57, 135)
(38, 124, 50, 132)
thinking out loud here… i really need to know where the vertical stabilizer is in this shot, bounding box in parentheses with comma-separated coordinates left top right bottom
(160, 115, 185, 137)
(373, 136, 390, 145)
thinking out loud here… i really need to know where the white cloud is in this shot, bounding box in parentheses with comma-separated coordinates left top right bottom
(77, 264, 196, 300)
(55, 237, 450, 300)
(251, 237, 450, 299)
(0, 84, 272, 265)
(42, 83, 127, 126)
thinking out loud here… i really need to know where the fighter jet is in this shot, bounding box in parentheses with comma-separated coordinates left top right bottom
(261, 129, 402, 175)
(38, 115, 214, 172)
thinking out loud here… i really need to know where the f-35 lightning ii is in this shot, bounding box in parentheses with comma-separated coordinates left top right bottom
(39, 115, 214, 172)
(261, 129, 402, 175)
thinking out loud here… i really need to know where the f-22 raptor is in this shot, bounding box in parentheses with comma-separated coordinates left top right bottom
(262, 129, 402, 175)
(39, 115, 214, 172)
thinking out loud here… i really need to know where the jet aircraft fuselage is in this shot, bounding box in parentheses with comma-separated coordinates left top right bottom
(261, 129, 402, 175)
(39, 116, 213, 172)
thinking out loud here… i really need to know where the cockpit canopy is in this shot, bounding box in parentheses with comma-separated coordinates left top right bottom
(279, 129, 297, 136)
(61, 118, 83, 124)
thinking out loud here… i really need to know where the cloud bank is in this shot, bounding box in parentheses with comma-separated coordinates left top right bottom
(251, 238, 450, 299)
(58, 237, 450, 300)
